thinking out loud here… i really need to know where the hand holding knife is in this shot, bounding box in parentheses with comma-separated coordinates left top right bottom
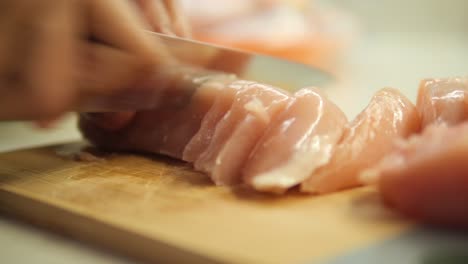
(0, 0, 186, 122)
(0, 0, 329, 124)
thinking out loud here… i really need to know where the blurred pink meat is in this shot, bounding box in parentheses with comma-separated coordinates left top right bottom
(376, 124, 468, 228)
(180, 0, 357, 71)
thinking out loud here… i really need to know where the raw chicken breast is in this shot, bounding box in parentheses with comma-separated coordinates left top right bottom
(182, 81, 243, 163)
(375, 124, 468, 228)
(185, 0, 357, 71)
(193, 81, 291, 185)
(417, 77, 468, 128)
(80, 68, 293, 187)
(370, 77, 468, 228)
(301, 88, 420, 194)
(80, 73, 235, 159)
(243, 88, 347, 194)
(79, 66, 234, 113)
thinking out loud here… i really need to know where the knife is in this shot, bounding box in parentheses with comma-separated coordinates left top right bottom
(78, 31, 332, 112)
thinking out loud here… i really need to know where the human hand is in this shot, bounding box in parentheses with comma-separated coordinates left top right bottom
(135, 0, 191, 37)
(80, 0, 191, 131)
(0, 0, 178, 121)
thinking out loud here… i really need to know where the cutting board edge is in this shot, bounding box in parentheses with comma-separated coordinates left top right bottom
(0, 188, 225, 264)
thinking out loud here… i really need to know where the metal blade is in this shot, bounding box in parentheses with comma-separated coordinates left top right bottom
(149, 32, 332, 90)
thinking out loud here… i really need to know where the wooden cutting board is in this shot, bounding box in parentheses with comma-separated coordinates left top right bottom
(0, 142, 411, 264)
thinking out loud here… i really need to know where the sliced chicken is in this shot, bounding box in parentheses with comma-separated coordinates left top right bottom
(370, 77, 468, 228)
(80, 69, 293, 187)
(243, 88, 347, 194)
(374, 124, 468, 228)
(301, 88, 420, 194)
(417, 77, 468, 128)
(79, 71, 235, 159)
(182, 81, 242, 163)
(193, 81, 291, 185)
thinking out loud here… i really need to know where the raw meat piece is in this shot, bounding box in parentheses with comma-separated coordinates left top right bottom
(78, 65, 234, 113)
(243, 88, 347, 194)
(301, 88, 421, 194)
(182, 81, 242, 163)
(79, 73, 234, 159)
(193, 81, 291, 185)
(80, 73, 294, 187)
(184, 0, 357, 71)
(190, 81, 254, 173)
(375, 124, 468, 228)
(417, 77, 468, 128)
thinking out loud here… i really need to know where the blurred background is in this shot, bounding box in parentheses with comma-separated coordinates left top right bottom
(1, 0, 468, 261)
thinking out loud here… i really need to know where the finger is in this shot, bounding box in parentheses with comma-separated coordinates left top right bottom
(135, 0, 174, 35)
(0, 0, 43, 90)
(0, 2, 29, 91)
(0, 0, 40, 120)
(162, 0, 191, 37)
(25, 0, 77, 118)
(78, 41, 152, 94)
(0, 0, 76, 120)
(81, 0, 174, 98)
(87, 0, 171, 65)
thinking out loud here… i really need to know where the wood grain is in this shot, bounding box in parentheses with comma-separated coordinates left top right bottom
(0, 143, 411, 264)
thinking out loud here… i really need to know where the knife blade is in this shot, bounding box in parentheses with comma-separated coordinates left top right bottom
(77, 32, 332, 112)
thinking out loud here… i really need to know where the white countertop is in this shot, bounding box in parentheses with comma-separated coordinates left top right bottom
(1, 0, 468, 263)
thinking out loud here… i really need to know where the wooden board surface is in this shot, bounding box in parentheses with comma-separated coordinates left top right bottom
(0, 143, 411, 264)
